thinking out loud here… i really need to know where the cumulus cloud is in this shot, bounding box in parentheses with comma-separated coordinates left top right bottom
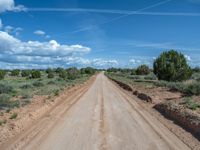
(129, 56, 154, 68)
(0, 31, 99, 68)
(4, 25, 14, 33)
(3, 25, 23, 36)
(0, 0, 26, 13)
(0, 31, 90, 56)
(91, 59, 118, 67)
(34, 30, 46, 36)
(184, 55, 191, 61)
(0, 31, 120, 69)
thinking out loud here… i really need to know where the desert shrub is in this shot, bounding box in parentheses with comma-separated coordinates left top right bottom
(144, 72, 157, 80)
(0, 119, 7, 126)
(21, 99, 31, 106)
(193, 67, 200, 73)
(20, 84, 32, 89)
(9, 112, 18, 119)
(21, 92, 32, 99)
(130, 70, 136, 75)
(48, 80, 56, 84)
(47, 72, 54, 78)
(55, 67, 64, 73)
(181, 97, 200, 110)
(46, 68, 53, 74)
(21, 70, 31, 77)
(191, 73, 200, 82)
(11, 69, 20, 76)
(0, 94, 20, 109)
(136, 65, 150, 75)
(59, 70, 67, 78)
(153, 50, 192, 81)
(31, 70, 41, 78)
(53, 89, 59, 96)
(183, 82, 200, 95)
(10, 100, 20, 108)
(0, 94, 11, 108)
(0, 70, 6, 80)
(66, 67, 80, 80)
(33, 81, 44, 87)
(81, 67, 95, 74)
(0, 83, 13, 94)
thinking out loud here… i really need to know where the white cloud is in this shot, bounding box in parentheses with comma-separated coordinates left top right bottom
(0, 31, 90, 57)
(91, 59, 118, 67)
(184, 55, 191, 61)
(0, 32, 119, 68)
(4, 25, 14, 33)
(0, 0, 26, 13)
(0, 31, 95, 68)
(34, 30, 46, 36)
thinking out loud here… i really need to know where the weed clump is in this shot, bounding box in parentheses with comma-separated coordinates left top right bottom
(9, 112, 18, 119)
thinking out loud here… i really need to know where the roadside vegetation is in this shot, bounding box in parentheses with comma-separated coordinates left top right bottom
(0, 67, 96, 111)
(105, 49, 200, 139)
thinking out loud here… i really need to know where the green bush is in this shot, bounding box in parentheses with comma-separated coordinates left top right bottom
(31, 70, 41, 78)
(33, 81, 44, 87)
(191, 73, 200, 81)
(47, 80, 56, 84)
(59, 70, 67, 78)
(47, 72, 54, 78)
(153, 50, 192, 81)
(55, 67, 64, 73)
(66, 67, 79, 80)
(20, 84, 32, 89)
(181, 97, 200, 110)
(0, 94, 20, 109)
(53, 89, 59, 96)
(0, 70, 6, 80)
(0, 119, 7, 126)
(9, 112, 18, 119)
(183, 82, 200, 95)
(0, 84, 13, 94)
(136, 65, 150, 75)
(81, 67, 95, 74)
(46, 68, 53, 74)
(11, 69, 20, 76)
(144, 72, 157, 80)
(21, 70, 31, 77)
(0, 94, 11, 108)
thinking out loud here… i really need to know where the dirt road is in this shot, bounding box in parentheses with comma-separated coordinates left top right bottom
(3, 73, 190, 150)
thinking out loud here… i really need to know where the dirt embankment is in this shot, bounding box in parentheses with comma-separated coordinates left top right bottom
(154, 101, 200, 140)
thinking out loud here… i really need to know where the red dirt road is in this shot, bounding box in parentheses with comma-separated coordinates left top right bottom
(2, 73, 190, 150)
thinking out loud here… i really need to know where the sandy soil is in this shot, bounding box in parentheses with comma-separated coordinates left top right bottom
(1, 73, 191, 150)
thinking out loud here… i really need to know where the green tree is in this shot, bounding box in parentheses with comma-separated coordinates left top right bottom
(59, 70, 67, 78)
(81, 67, 95, 74)
(21, 70, 31, 77)
(153, 50, 192, 81)
(31, 70, 41, 79)
(66, 67, 79, 80)
(136, 65, 150, 75)
(11, 69, 20, 76)
(46, 68, 53, 74)
(47, 72, 54, 78)
(0, 70, 6, 80)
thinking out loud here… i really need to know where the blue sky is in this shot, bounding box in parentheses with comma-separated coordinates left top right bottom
(0, 0, 200, 69)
